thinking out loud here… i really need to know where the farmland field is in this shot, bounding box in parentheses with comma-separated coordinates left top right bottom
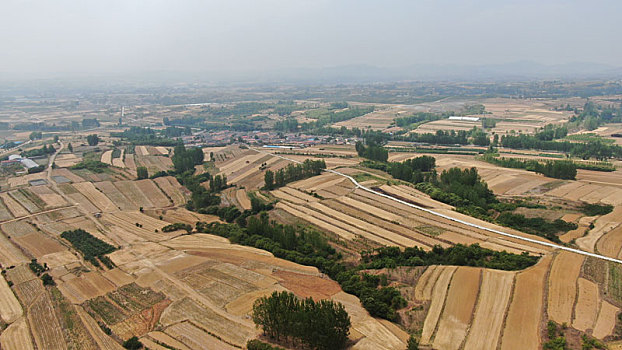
(500, 254, 553, 350)
(1, 87, 622, 350)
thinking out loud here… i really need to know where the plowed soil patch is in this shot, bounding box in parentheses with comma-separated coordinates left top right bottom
(274, 270, 341, 300)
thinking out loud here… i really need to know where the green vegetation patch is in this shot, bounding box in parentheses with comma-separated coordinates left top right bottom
(18, 188, 46, 209)
(609, 263, 622, 304)
(263, 159, 326, 190)
(87, 296, 127, 324)
(581, 203, 614, 216)
(252, 291, 350, 350)
(361, 244, 538, 271)
(60, 229, 116, 267)
(416, 225, 445, 237)
(71, 160, 109, 173)
(565, 133, 615, 144)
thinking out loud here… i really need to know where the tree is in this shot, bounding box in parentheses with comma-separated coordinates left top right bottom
(86, 134, 99, 146)
(264, 170, 275, 190)
(252, 291, 350, 350)
(171, 144, 204, 173)
(122, 336, 143, 350)
(136, 166, 148, 180)
(41, 273, 55, 286)
(29, 132, 42, 140)
(67, 143, 73, 152)
(407, 335, 419, 350)
(53, 135, 59, 143)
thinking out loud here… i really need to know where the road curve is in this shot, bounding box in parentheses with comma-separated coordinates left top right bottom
(252, 147, 622, 265)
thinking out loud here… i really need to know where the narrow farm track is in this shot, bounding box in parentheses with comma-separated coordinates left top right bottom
(0, 205, 77, 224)
(252, 148, 622, 265)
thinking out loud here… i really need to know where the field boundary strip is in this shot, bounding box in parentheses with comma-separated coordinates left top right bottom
(251, 147, 622, 265)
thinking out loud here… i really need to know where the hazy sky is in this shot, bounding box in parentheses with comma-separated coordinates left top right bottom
(2, 0, 621, 76)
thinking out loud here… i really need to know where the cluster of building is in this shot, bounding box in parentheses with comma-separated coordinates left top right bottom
(1, 154, 40, 173)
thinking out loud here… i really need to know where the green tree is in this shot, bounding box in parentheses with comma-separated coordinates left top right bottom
(252, 291, 350, 350)
(29, 131, 42, 140)
(86, 134, 99, 146)
(172, 144, 204, 173)
(67, 143, 73, 152)
(407, 335, 419, 350)
(122, 336, 143, 349)
(136, 166, 148, 180)
(264, 170, 274, 190)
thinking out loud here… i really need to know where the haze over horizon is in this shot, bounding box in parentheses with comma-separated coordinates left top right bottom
(2, 0, 622, 80)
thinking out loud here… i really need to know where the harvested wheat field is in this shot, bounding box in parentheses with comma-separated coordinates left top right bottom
(28, 185, 67, 208)
(432, 267, 481, 350)
(0, 192, 29, 217)
(0, 317, 35, 350)
(593, 301, 619, 339)
(101, 150, 113, 165)
(14, 232, 65, 257)
(164, 321, 239, 350)
(420, 266, 457, 344)
(124, 153, 137, 170)
(113, 180, 155, 208)
(578, 206, 622, 253)
(73, 181, 117, 212)
(0, 274, 22, 323)
(547, 251, 585, 325)
(135, 179, 171, 207)
(501, 255, 553, 350)
(94, 181, 133, 210)
(54, 153, 81, 168)
(28, 293, 67, 350)
(414, 265, 441, 301)
(572, 277, 601, 332)
(235, 189, 251, 210)
(463, 269, 515, 350)
(333, 291, 408, 350)
(153, 176, 187, 206)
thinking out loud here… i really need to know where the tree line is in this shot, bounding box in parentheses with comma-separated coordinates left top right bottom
(252, 291, 350, 350)
(21, 144, 56, 158)
(361, 155, 436, 184)
(479, 154, 577, 180)
(355, 140, 388, 162)
(500, 134, 622, 160)
(171, 144, 204, 173)
(360, 244, 539, 271)
(263, 159, 326, 190)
